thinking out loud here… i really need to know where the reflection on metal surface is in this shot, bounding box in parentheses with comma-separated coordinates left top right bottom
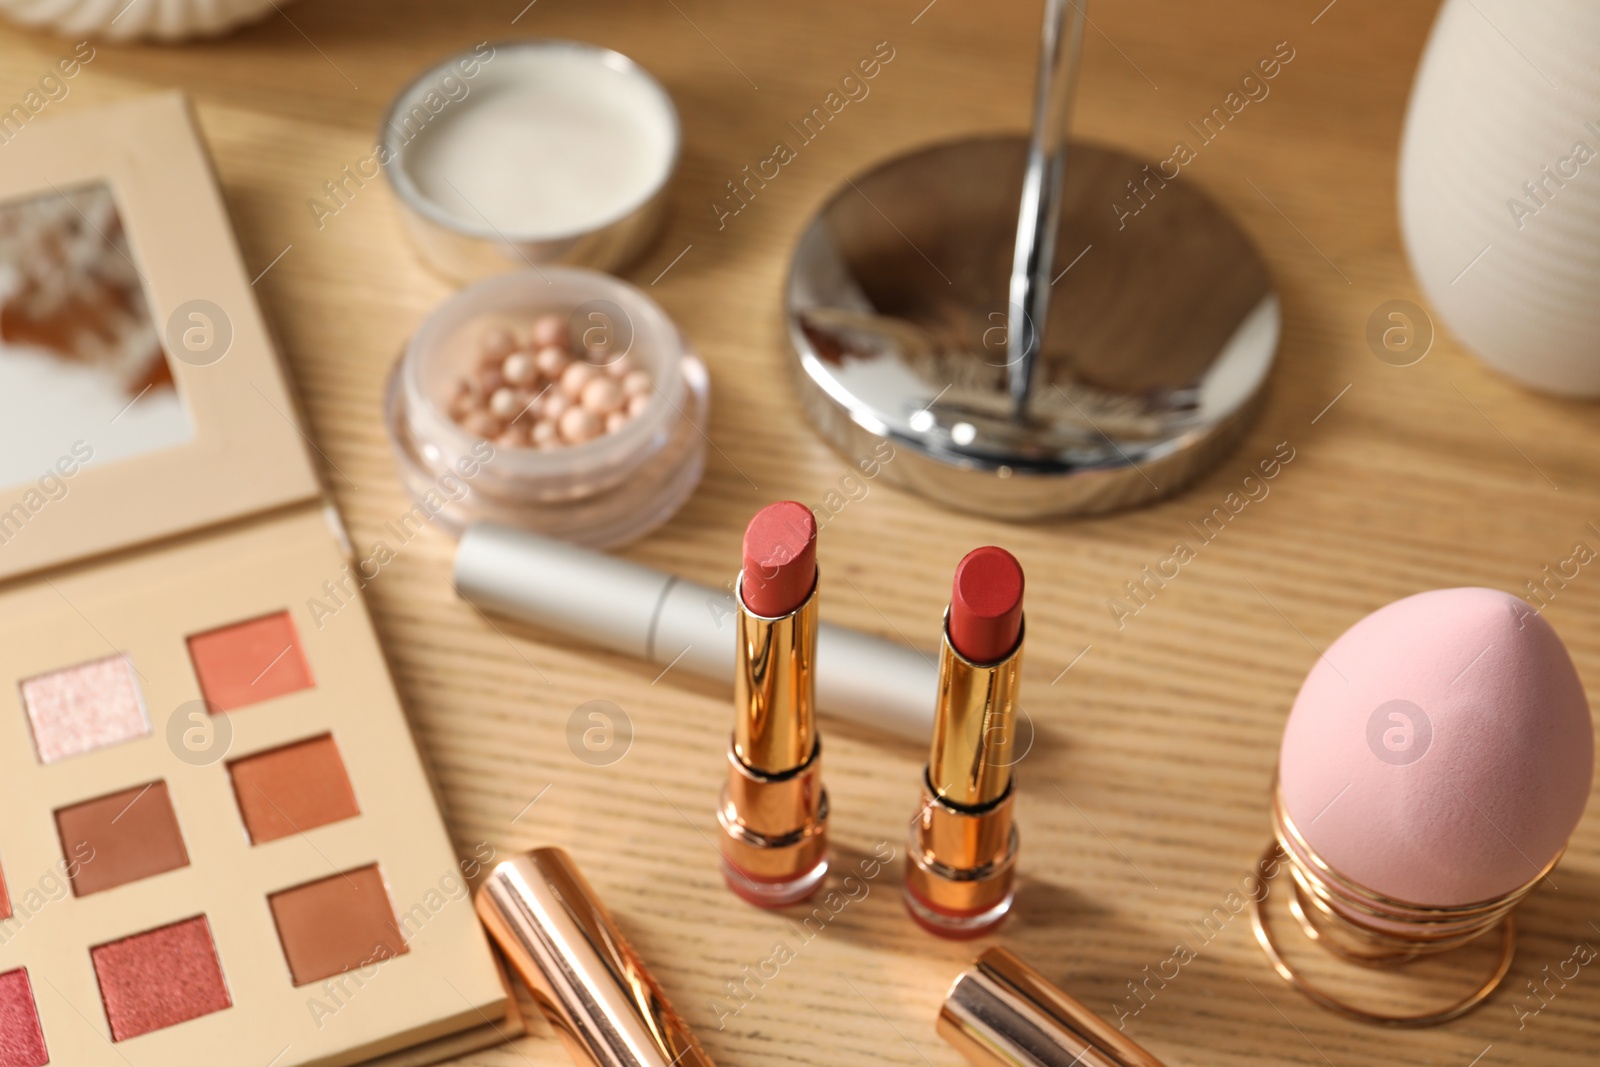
(1006, 0, 1087, 414)
(939, 947, 1167, 1067)
(907, 616, 1023, 934)
(733, 574, 819, 773)
(476, 848, 716, 1067)
(719, 574, 829, 902)
(787, 136, 1279, 518)
(927, 615, 1024, 808)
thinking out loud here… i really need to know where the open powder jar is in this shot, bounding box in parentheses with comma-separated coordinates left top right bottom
(381, 40, 679, 283)
(385, 267, 708, 547)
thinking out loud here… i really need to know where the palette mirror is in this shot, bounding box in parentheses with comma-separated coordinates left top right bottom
(0, 182, 192, 491)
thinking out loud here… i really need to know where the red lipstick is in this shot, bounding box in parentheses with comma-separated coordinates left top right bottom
(906, 545, 1026, 938)
(949, 545, 1024, 663)
(717, 501, 829, 907)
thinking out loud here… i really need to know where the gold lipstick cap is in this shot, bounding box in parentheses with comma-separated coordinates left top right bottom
(475, 847, 716, 1067)
(939, 948, 1166, 1067)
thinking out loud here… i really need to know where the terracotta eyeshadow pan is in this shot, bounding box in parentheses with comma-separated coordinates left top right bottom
(187, 611, 314, 713)
(0, 968, 48, 1067)
(269, 865, 408, 986)
(229, 734, 359, 844)
(0, 857, 10, 921)
(91, 916, 231, 1041)
(55, 781, 189, 896)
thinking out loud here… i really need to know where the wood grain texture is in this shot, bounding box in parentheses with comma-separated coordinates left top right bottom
(4, 1, 1597, 1064)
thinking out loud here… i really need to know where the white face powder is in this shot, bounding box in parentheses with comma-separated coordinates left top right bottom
(402, 47, 676, 239)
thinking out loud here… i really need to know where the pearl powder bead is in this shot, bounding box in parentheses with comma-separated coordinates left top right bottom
(559, 406, 600, 443)
(621, 370, 651, 397)
(560, 361, 595, 398)
(448, 315, 661, 452)
(534, 345, 569, 378)
(532, 314, 566, 347)
(581, 377, 622, 414)
(480, 327, 517, 360)
(502, 352, 536, 386)
(463, 411, 500, 439)
(488, 387, 520, 419)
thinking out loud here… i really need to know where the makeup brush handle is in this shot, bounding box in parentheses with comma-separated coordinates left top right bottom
(454, 522, 936, 742)
(1006, 0, 1086, 417)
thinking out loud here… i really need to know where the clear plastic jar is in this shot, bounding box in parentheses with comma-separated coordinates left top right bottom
(385, 267, 708, 547)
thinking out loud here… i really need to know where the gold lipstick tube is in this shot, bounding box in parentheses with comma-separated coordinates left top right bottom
(940, 948, 1168, 1067)
(716, 571, 829, 906)
(475, 848, 716, 1067)
(905, 613, 1022, 936)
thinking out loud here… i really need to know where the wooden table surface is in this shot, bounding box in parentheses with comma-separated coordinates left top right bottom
(6, 1, 1598, 1064)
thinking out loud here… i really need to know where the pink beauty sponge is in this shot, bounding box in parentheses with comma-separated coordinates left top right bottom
(1279, 588, 1593, 906)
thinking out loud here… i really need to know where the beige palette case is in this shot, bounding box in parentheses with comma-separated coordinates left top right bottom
(0, 94, 515, 1065)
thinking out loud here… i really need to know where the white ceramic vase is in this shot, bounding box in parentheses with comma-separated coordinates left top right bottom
(0, 0, 283, 41)
(1399, 0, 1600, 396)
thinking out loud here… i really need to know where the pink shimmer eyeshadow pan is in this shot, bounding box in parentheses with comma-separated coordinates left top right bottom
(188, 611, 313, 713)
(91, 915, 231, 1042)
(20, 653, 149, 764)
(0, 968, 48, 1067)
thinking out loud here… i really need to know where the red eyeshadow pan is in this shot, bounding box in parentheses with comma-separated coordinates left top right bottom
(187, 611, 313, 713)
(0, 968, 48, 1067)
(92, 915, 230, 1042)
(229, 734, 360, 844)
(0, 857, 10, 921)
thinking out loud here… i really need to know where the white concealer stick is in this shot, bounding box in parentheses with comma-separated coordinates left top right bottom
(453, 522, 935, 742)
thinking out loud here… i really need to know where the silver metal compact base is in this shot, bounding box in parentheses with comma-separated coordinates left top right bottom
(785, 136, 1280, 518)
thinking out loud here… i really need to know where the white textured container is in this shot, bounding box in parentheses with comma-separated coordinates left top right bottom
(0, 0, 280, 40)
(1399, 0, 1600, 396)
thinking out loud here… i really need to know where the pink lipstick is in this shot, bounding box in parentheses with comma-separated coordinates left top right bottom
(716, 502, 829, 906)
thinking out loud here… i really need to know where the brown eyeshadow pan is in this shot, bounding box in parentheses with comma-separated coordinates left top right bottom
(268, 865, 407, 986)
(55, 781, 189, 897)
(229, 734, 359, 844)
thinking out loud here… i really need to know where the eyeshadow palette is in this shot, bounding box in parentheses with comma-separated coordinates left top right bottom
(0, 95, 514, 1065)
